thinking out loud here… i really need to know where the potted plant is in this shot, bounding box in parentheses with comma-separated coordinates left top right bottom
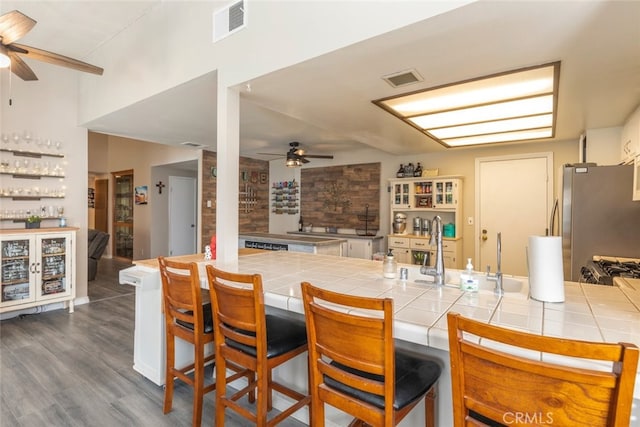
(26, 215, 42, 229)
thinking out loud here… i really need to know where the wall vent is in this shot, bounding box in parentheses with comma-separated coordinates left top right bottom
(213, 0, 246, 42)
(382, 69, 423, 88)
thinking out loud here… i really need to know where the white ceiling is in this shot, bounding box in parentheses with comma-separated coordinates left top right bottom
(2, 1, 639, 161)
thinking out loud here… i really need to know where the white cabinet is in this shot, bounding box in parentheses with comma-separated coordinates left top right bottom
(391, 181, 411, 209)
(387, 236, 411, 264)
(621, 105, 640, 164)
(344, 237, 382, 260)
(1, 229, 76, 313)
(390, 177, 462, 212)
(389, 175, 463, 268)
(388, 235, 461, 268)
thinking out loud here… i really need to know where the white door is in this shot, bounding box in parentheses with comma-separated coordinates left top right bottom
(169, 176, 197, 256)
(476, 153, 553, 276)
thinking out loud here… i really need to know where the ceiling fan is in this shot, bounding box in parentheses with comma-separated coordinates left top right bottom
(0, 10, 104, 81)
(259, 142, 334, 167)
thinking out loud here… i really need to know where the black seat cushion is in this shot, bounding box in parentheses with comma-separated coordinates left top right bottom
(175, 302, 214, 334)
(324, 349, 441, 410)
(225, 313, 308, 359)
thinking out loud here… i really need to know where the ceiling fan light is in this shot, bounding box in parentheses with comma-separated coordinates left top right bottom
(0, 45, 10, 68)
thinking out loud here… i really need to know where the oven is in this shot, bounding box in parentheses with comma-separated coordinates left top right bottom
(579, 257, 640, 285)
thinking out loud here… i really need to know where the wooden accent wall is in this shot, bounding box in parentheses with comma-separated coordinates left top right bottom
(201, 151, 269, 247)
(301, 163, 380, 231)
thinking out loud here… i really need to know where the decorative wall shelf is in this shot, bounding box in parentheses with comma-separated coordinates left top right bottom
(0, 148, 65, 159)
(271, 180, 299, 215)
(0, 172, 65, 180)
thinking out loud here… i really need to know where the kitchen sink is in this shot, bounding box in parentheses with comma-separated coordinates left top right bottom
(406, 266, 527, 295)
(443, 270, 525, 293)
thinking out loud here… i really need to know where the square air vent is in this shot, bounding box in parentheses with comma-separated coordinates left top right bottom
(382, 69, 423, 88)
(213, 0, 246, 42)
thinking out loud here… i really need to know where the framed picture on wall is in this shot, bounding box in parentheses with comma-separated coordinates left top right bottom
(135, 186, 148, 205)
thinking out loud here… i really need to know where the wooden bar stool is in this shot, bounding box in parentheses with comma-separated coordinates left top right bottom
(447, 312, 639, 427)
(206, 265, 311, 427)
(158, 257, 215, 426)
(300, 281, 441, 427)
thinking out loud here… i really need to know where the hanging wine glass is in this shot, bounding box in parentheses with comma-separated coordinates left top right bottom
(55, 141, 62, 151)
(23, 131, 32, 145)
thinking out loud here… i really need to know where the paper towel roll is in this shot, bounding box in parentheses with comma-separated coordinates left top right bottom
(528, 235, 565, 302)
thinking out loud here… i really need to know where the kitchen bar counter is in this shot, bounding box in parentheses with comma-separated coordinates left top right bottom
(125, 251, 640, 426)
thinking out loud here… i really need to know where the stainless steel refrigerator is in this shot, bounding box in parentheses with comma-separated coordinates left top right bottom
(562, 164, 640, 281)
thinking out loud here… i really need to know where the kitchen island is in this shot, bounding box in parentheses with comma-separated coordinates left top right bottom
(287, 230, 383, 259)
(239, 232, 345, 256)
(122, 251, 640, 426)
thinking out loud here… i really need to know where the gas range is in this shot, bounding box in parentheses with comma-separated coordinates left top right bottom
(580, 256, 640, 285)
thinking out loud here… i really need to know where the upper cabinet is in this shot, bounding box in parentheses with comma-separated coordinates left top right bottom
(621, 105, 640, 164)
(390, 177, 461, 210)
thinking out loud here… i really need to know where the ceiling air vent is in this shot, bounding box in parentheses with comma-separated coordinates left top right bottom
(181, 141, 205, 148)
(213, 0, 246, 42)
(382, 69, 423, 88)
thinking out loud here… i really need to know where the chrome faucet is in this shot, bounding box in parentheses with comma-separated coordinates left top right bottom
(486, 232, 504, 295)
(420, 215, 445, 286)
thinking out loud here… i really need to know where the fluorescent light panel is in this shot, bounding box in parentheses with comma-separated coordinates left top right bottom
(374, 62, 560, 147)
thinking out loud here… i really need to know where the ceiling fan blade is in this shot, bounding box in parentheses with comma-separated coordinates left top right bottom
(302, 154, 334, 159)
(7, 50, 37, 81)
(0, 10, 36, 45)
(12, 43, 104, 75)
(301, 157, 310, 164)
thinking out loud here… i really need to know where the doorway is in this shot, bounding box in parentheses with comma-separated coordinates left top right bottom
(475, 153, 553, 276)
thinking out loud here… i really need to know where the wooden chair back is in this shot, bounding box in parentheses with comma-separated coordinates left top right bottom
(301, 281, 398, 426)
(207, 267, 266, 366)
(447, 312, 639, 427)
(158, 257, 207, 345)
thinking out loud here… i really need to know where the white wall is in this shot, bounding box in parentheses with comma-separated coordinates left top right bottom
(78, 1, 472, 125)
(1, 64, 90, 303)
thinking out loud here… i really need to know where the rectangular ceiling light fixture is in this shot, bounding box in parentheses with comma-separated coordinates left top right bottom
(373, 62, 560, 148)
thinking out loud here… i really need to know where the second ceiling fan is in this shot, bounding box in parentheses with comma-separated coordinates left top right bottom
(261, 142, 334, 166)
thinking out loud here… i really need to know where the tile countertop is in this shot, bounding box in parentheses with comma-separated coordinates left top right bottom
(209, 251, 640, 397)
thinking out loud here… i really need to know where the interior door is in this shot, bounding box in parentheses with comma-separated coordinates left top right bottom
(168, 176, 197, 256)
(476, 154, 552, 276)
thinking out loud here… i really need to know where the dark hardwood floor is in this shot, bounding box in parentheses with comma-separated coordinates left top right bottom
(0, 258, 307, 426)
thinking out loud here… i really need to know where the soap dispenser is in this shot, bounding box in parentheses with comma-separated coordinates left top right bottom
(460, 258, 479, 291)
(383, 249, 398, 279)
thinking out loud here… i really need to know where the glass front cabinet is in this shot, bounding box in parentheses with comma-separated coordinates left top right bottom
(1, 229, 76, 314)
(112, 170, 134, 260)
